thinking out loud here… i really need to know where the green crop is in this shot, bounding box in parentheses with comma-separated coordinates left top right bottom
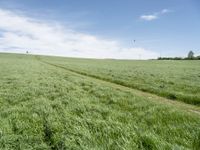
(0, 53, 199, 149)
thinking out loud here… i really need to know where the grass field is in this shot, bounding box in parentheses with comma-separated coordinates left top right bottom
(0, 53, 200, 149)
(41, 56, 200, 105)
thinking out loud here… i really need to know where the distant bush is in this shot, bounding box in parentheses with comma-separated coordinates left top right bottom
(157, 57, 183, 60)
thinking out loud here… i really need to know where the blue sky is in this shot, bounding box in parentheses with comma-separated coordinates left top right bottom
(0, 0, 199, 59)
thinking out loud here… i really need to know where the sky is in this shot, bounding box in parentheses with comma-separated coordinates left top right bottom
(0, 0, 200, 59)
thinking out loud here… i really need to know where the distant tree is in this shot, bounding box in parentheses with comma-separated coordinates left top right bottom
(157, 57, 183, 60)
(188, 51, 194, 59)
(157, 51, 200, 60)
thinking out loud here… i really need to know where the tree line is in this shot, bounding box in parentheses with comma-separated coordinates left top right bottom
(158, 51, 200, 60)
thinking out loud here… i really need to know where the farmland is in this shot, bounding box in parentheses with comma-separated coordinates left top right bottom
(0, 53, 200, 149)
(41, 56, 200, 105)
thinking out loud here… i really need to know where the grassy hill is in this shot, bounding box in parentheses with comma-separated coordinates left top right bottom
(0, 53, 200, 149)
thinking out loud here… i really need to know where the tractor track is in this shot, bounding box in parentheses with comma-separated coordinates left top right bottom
(36, 57, 200, 116)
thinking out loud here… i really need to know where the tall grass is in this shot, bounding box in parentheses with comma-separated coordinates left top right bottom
(42, 56, 200, 105)
(0, 53, 200, 149)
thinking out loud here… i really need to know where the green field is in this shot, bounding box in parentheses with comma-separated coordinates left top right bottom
(41, 56, 200, 105)
(0, 53, 200, 149)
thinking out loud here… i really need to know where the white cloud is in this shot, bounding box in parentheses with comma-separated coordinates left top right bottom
(140, 15, 158, 21)
(140, 9, 171, 21)
(161, 9, 171, 14)
(0, 9, 159, 59)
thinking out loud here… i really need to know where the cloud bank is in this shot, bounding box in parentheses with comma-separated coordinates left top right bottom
(0, 9, 158, 59)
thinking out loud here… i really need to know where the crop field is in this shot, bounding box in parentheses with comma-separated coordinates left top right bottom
(0, 53, 200, 149)
(41, 56, 200, 105)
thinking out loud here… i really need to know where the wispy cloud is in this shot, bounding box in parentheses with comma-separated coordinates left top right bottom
(161, 9, 171, 14)
(140, 9, 171, 21)
(0, 9, 159, 59)
(140, 15, 158, 21)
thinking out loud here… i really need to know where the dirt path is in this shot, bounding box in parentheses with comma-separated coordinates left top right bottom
(37, 57, 200, 116)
